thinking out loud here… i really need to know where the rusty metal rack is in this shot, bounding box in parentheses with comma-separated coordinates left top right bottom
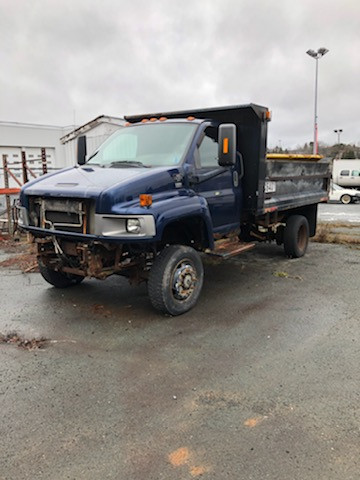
(1, 151, 49, 235)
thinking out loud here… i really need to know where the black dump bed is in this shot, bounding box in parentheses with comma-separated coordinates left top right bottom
(264, 156, 330, 213)
(126, 104, 330, 217)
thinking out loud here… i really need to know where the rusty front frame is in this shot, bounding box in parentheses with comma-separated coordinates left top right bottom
(36, 237, 147, 281)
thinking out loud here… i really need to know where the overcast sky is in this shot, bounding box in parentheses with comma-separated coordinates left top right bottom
(0, 0, 359, 148)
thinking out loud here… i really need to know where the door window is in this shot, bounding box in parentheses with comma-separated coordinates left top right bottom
(198, 128, 218, 168)
(340, 170, 349, 176)
(351, 170, 360, 176)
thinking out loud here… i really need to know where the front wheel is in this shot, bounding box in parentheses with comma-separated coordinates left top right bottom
(148, 245, 204, 315)
(283, 215, 309, 258)
(38, 260, 84, 288)
(340, 194, 351, 205)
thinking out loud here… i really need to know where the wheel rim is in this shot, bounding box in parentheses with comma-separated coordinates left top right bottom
(341, 195, 351, 204)
(297, 224, 307, 252)
(172, 260, 197, 301)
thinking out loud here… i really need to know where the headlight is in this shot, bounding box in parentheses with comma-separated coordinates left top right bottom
(17, 206, 29, 226)
(126, 218, 141, 233)
(94, 214, 156, 237)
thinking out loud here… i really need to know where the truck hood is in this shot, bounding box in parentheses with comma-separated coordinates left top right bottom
(22, 165, 183, 212)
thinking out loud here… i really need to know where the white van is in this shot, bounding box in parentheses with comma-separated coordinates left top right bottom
(333, 159, 360, 188)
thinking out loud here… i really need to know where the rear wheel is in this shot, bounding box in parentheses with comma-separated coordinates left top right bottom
(340, 194, 351, 205)
(283, 215, 309, 258)
(148, 245, 204, 315)
(38, 260, 84, 288)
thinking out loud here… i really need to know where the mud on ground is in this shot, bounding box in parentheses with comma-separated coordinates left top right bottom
(0, 234, 38, 272)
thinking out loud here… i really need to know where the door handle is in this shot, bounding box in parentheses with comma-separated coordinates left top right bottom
(233, 170, 239, 187)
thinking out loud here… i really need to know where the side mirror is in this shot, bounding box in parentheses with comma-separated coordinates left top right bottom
(218, 123, 236, 167)
(77, 135, 87, 165)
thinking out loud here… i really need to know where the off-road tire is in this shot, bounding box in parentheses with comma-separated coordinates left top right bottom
(340, 194, 351, 205)
(283, 215, 309, 258)
(38, 260, 84, 288)
(148, 245, 204, 315)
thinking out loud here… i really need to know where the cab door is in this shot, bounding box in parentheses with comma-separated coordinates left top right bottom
(193, 126, 241, 232)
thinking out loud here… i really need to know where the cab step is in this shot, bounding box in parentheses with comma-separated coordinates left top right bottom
(206, 239, 256, 259)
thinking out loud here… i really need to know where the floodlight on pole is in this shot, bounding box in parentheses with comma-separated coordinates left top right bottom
(306, 47, 329, 154)
(334, 129, 343, 145)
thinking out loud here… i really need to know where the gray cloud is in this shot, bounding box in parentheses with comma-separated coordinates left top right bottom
(1, 0, 359, 148)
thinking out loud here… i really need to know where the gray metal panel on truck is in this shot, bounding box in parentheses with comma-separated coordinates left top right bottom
(263, 160, 330, 212)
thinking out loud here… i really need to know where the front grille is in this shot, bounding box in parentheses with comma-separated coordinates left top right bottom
(29, 197, 90, 234)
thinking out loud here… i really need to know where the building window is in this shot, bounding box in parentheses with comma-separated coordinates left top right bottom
(13, 154, 19, 158)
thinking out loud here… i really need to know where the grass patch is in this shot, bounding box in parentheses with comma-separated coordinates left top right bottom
(318, 222, 360, 229)
(312, 223, 360, 245)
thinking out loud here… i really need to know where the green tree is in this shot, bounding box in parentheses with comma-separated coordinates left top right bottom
(343, 149, 356, 159)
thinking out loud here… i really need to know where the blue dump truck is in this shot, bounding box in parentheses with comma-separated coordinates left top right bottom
(18, 104, 330, 315)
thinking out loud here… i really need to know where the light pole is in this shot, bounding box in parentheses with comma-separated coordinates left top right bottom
(306, 47, 329, 155)
(334, 129, 343, 144)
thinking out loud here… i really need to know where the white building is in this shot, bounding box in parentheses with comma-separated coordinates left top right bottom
(60, 115, 125, 164)
(0, 121, 71, 187)
(0, 115, 124, 210)
(0, 116, 124, 183)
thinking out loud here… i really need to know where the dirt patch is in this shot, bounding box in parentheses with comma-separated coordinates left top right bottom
(0, 234, 38, 272)
(91, 304, 112, 317)
(0, 252, 38, 272)
(312, 223, 360, 245)
(0, 332, 48, 350)
(195, 391, 243, 408)
(0, 233, 27, 252)
(273, 271, 303, 280)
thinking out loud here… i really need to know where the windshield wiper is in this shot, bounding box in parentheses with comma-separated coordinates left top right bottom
(107, 160, 150, 168)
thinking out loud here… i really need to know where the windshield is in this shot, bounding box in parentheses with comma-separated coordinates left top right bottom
(87, 123, 197, 168)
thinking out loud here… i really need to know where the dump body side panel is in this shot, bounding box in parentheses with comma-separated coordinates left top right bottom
(262, 160, 330, 212)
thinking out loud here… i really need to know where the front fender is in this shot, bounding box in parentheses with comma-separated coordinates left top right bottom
(152, 195, 214, 249)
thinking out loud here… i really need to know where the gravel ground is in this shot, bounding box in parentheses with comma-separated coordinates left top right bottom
(0, 240, 359, 480)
